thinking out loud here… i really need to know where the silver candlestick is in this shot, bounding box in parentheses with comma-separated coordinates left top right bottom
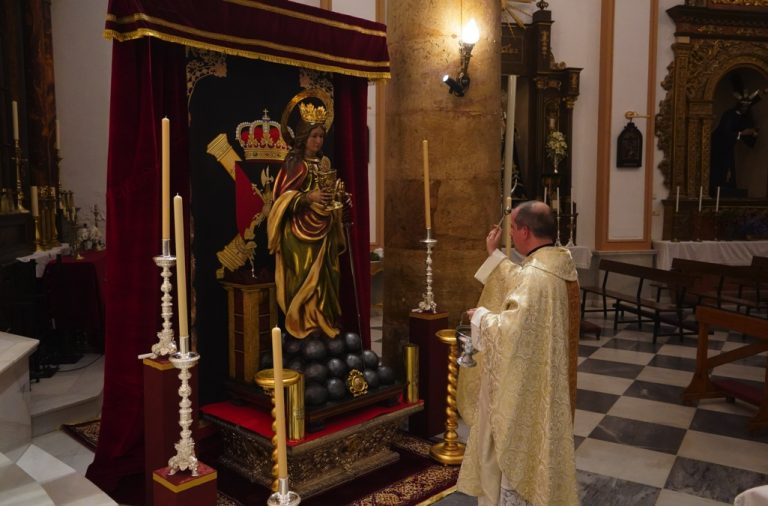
(565, 213, 576, 247)
(268, 477, 301, 506)
(167, 345, 200, 477)
(555, 213, 562, 246)
(415, 228, 437, 313)
(149, 239, 178, 358)
(12, 141, 28, 213)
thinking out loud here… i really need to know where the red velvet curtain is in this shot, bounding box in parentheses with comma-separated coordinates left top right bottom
(86, 37, 189, 494)
(335, 74, 371, 347)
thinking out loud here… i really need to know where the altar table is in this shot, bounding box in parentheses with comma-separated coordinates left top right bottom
(42, 250, 106, 351)
(653, 240, 768, 270)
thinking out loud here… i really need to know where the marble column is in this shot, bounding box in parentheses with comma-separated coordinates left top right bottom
(383, 1, 501, 371)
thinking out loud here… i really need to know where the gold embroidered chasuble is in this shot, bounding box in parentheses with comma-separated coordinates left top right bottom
(267, 156, 345, 338)
(457, 247, 579, 506)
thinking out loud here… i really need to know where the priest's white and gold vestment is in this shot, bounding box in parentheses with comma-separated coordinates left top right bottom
(457, 246, 580, 506)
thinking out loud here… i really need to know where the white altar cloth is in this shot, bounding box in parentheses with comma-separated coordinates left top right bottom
(653, 240, 768, 270)
(16, 244, 71, 278)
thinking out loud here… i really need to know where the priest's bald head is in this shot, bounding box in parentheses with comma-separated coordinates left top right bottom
(510, 200, 556, 256)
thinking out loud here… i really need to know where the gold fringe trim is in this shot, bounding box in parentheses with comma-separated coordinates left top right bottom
(104, 12, 390, 78)
(223, 0, 387, 37)
(416, 485, 459, 506)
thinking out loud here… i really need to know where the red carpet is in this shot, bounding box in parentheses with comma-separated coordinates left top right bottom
(63, 420, 459, 505)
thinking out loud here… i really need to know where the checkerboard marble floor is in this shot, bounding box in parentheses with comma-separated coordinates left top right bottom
(433, 316, 768, 505)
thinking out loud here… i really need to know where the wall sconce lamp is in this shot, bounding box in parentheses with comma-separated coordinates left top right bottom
(443, 18, 480, 97)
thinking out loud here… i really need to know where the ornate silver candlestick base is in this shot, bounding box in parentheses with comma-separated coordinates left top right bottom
(148, 239, 177, 358)
(268, 477, 301, 505)
(415, 228, 437, 313)
(167, 349, 200, 477)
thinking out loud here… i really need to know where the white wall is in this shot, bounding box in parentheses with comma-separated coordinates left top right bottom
(547, 0, 602, 249)
(51, 0, 111, 238)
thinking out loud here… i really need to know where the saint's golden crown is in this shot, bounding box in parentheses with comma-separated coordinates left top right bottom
(299, 102, 328, 125)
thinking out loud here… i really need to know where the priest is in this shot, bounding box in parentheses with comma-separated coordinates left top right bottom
(457, 200, 579, 506)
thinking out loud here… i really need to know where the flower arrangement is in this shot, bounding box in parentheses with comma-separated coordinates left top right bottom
(545, 130, 568, 170)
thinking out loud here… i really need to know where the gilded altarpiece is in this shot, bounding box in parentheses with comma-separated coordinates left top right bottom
(657, 1, 768, 240)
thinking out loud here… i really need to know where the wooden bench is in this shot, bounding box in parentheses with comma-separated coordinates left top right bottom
(683, 306, 768, 432)
(671, 258, 765, 317)
(581, 259, 696, 343)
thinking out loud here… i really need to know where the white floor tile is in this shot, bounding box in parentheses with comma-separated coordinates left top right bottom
(678, 430, 768, 475)
(577, 372, 634, 396)
(588, 347, 656, 366)
(655, 489, 731, 506)
(636, 366, 694, 388)
(575, 438, 676, 488)
(573, 409, 604, 438)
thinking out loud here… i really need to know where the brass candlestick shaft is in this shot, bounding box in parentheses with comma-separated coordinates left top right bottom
(430, 329, 465, 465)
(255, 369, 302, 492)
(12, 141, 28, 213)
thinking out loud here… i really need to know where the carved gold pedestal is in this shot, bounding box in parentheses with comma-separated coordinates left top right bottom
(430, 329, 465, 465)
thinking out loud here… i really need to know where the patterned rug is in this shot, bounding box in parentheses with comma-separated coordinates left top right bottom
(62, 420, 459, 506)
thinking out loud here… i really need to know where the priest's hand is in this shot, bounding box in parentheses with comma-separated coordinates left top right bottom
(466, 308, 476, 320)
(486, 226, 502, 255)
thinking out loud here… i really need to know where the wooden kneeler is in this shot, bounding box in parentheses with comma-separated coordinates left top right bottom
(683, 306, 768, 432)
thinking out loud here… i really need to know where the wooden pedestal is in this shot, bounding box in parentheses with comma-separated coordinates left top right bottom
(143, 358, 199, 505)
(152, 463, 217, 506)
(408, 311, 449, 438)
(221, 281, 277, 384)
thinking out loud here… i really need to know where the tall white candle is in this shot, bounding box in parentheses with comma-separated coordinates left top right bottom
(271, 327, 288, 479)
(504, 196, 512, 256)
(675, 186, 680, 213)
(162, 118, 171, 241)
(55, 120, 61, 150)
(174, 195, 188, 352)
(503, 75, 517, 210)
(422, 140, 431, 230)
(543, 186, 548, 205)
(30, 186, 39, 217)
(698, 186, 703, 212)
(715, 186, 721, 213)
(11, 101, 19, 141)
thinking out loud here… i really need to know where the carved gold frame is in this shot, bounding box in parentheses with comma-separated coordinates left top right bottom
(656, 13, 768, 197)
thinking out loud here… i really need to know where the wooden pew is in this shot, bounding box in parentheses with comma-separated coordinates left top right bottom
(671, 258, 765, 317)
(581, 259, 696, 343)
(683, 306, 768, 432)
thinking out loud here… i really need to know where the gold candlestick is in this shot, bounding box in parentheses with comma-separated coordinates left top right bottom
(430, 329, 465, 465)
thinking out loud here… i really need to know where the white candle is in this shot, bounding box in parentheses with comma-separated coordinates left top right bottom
(174, 195, 188, 352)
(503, 75, 517, 209)
(504, 196, 512, 256)
(11, 101, 19, 141)
(698, 186, 703, 212)
(272, 327, 288, 479)
(570, 187, 574, 215)
(543, 186, 548, 205)
(162, 118, 171, 241)
(422, 140, 430, 230)
(30, 186, 39, 217)
(55, 120, 61, 150)
(715, 186, 720, 213)
(675, 186, 679, 213)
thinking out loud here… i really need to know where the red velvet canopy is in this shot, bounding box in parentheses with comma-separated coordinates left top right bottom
(88, 0, 387, 498)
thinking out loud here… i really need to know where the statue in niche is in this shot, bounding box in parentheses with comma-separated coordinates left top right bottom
(710, 73, 761, 198)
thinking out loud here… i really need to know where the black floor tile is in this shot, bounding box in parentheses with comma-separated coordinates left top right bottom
(589, 415, 687, 454)
(690, 409, 768, 444)
(578, 344, 598, 357)
(576, 389, 620, 414)
(647, 354, 697, 372)
(623, 379, 686, 405)
(577, 470, 660, 506)
(578, 358, 644, 379)
(665, 456, 768, 503)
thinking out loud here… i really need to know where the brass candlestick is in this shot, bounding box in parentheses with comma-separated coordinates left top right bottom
(12, 141, 28, 213)
(167, 347, 200, 476)
(415, 228, 437, 313)
(255, 369, 302, 494)
(430, 329, 465, 465)
(33, 216, 43, 252)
